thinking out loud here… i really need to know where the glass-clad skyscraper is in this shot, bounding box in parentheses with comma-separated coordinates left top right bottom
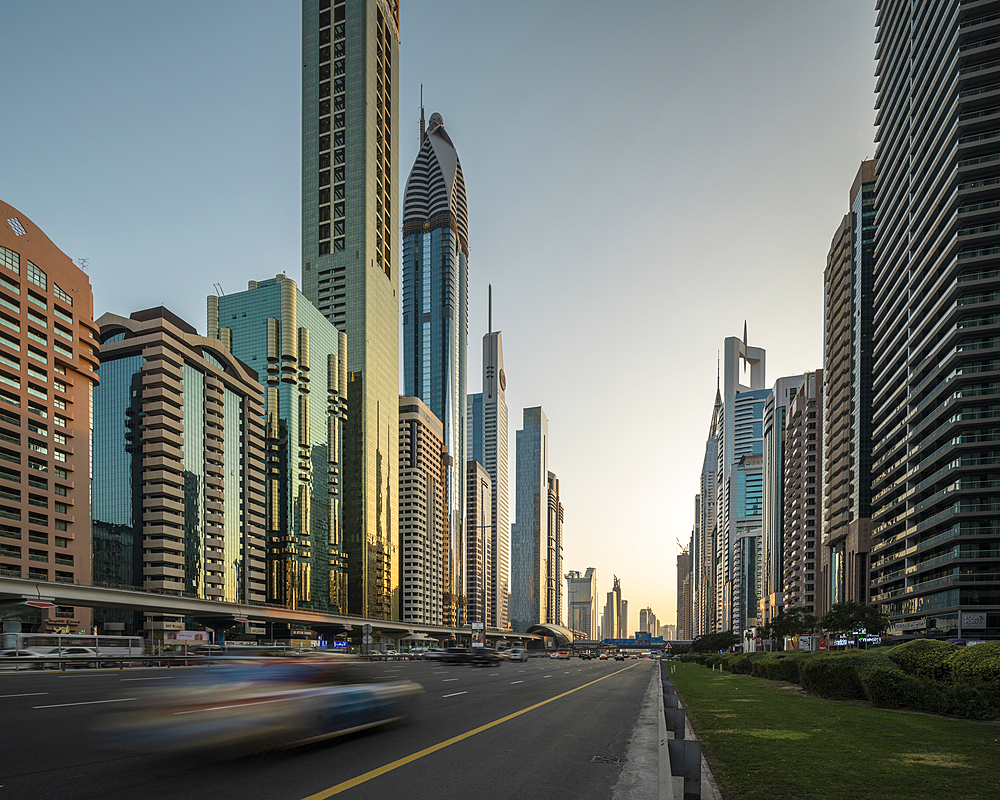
(717, 335, 768, 635)
(300, 0, 400, 619)
(93, 308, 266, 638)
(209, 276, 348, 612)
(402, 111, 469, 623)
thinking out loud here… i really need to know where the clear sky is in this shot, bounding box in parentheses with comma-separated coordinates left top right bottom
(3, 1, 878, 635)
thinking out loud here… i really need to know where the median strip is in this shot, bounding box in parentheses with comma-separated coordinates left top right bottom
(301, 664, 637, 799)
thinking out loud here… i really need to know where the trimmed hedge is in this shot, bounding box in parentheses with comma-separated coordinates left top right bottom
(689, 642, 999, 720)
(798, 652, 867, 700)
(886, 638, 957, 682)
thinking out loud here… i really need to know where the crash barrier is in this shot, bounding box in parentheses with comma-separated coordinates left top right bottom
(0, 655, 212, 671)
(660, 666, 704, 800)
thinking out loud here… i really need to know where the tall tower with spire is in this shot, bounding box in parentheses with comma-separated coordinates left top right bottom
(468, 287, 510, 629)
(402, 111, 469, 625)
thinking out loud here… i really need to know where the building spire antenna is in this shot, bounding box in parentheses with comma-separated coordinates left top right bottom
(487, 285, 494, 399)
(419, 84, 426, 146)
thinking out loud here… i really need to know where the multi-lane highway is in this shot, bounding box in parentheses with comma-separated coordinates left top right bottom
(0, 657, 660, 800)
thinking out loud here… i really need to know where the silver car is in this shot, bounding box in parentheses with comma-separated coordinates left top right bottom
(508, 648, 528, 662)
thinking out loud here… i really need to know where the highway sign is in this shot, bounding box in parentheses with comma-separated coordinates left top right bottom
(362, 635, 373, 644)
(362, 623, 373, 634)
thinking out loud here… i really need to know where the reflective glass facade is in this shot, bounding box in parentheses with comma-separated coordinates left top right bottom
(511, 407, 549, 632)
(213, 276, 348, 613)
(92, 308, 266, 636)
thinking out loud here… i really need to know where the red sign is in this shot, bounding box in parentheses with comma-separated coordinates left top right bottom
(818, 638, 828, 651)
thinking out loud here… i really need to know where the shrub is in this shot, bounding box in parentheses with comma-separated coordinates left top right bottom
(799, 651, 867, 699)
(704, 654, 722, 669)
(948, 641, 1000, 684)
(856, 653, 948, 713)
(886, 638, 957, 682)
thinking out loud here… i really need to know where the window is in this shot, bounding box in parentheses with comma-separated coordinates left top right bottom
(53, 285, 73, 307)
(54, 380, 66, 393)
(0, 246, 19, 275)
(54, 415, 67, 428)
(26, 261, 46, 290)
(55, 536, 68, 548)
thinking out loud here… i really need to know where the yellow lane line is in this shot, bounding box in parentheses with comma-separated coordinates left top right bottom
(301, 663, 639, 799)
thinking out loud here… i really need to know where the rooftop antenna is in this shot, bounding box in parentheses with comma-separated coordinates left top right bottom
(742, 320, 748, 371)
(213, 283, 225, 296)
(76, 258, 89, 271)
(487, 284, 494, 399)
(419, 84, 426, 146)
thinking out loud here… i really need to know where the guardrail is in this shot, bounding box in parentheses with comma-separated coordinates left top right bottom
(0, 655, 210, 671)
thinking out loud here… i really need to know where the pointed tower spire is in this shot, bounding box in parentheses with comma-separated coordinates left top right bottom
(487, 285, 493, 399)
(419, 84, 426, 146)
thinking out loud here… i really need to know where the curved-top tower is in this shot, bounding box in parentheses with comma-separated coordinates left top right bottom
(402, 111, 469, 625)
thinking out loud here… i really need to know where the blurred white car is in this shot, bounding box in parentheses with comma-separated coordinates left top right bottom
(508, 648, 528, 662)
(0, 648, 53, 669)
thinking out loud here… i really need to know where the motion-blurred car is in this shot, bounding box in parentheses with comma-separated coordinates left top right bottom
(423, 647, 449, 661)
(106, 654, 423, 759)
(0, 648, 54, 669)
(443, 647, 472, 664)
(470, 648, 501, 667)
(508, 648, 528, 662)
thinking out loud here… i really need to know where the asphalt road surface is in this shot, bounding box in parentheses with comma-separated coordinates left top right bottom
(0, 657, 658, 800)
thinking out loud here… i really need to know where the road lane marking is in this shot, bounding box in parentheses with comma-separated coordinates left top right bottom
(489, 673, 499, 676)
(0, 692, 48, 698)
(120, 676, 174, 682)
(543, 675, 551, 678)
(510, 680, 523, 684)
(442, 678, 458, 682)
(33, 697, 137, 709)
(301, 663, 638, 799)
(442, 692, 467, 698)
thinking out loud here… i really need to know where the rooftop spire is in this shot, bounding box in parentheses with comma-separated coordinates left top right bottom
(419, 85, 426, 146)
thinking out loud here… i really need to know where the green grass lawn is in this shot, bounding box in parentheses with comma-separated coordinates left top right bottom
(668, 661, 1000, 800)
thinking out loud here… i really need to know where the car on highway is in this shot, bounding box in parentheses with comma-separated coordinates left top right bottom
(470, 648, 501, 667)
(599, 653, 608, 660)
(579, 653, 592, 660)
(422, 647, 449, 661)
(0, 648, 54, 669)
(614, 653, 625, 661)
(508, 647, 528, 662)
(107, 654, 423, 759)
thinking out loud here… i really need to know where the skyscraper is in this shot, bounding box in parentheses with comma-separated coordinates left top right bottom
(467, 298, 510, 630)
(760, 374, 804, 626)
(717, 334, 768, 635)
(93, 308, 267, 638)
(822, 160, 876, 609)
(301, 0, 400, 619)
(402, 110, 469, 624)
(565, 567, 597, 638)
(466, 459, 491, 628)
(209, 276, 348, 613)
(782, 371, 823, 616)
(871, 2, 1000, 641)
(398, 396, 446, 625)
(692, 387, 722, 636)
(0, 203, 100, 638)
(510, 406, 554, 631)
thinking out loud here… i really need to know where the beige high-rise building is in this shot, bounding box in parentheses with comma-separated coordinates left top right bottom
(0, 202, 100, 637)
(398, 397, 445, 625)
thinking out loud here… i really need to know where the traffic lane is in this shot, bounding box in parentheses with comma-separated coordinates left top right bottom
(74, 661, 650, 800)
(292, 658, 655, 800)
(0, 668, 194, 799)
(0, 660, 652, 800)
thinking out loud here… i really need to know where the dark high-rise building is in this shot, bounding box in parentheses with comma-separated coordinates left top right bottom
(871, 2, 1000, 640)
(823, 160, 876, 609)
(93, 308, 267, 639)
(466, 459, 491, 628)
(402, 111, 469, 624)
(300, 0, 400, 619)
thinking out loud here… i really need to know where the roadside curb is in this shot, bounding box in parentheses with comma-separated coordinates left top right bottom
(659, 662, 723, 800)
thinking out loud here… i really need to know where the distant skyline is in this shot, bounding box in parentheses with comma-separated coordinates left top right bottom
(2, 1, 877, 633)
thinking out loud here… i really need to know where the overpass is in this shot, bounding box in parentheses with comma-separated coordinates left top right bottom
(0, 575, 535, 646)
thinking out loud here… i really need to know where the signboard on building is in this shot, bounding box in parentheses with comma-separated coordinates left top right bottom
(961, 612, 987, 629)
